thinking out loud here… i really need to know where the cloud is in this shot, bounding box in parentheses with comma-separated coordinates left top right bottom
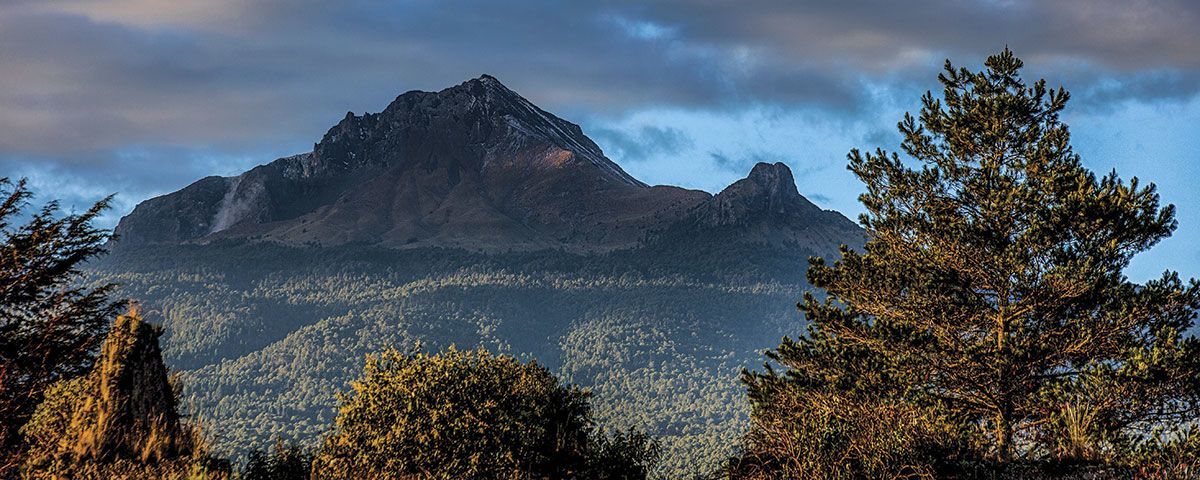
(4, 1, 1196, 157)
(0, 147, 282, 226)
(1, 0, 1199, 237)
(591, 126, 693, 163)
(707, 150, 831, 178)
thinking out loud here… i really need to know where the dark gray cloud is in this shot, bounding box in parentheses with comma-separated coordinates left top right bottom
(1, 0, 1198, 222)
(8, 0, 1194, 156)
(591, 126, 694, 163)
(708, 152, 741, 171)
(707, 150, 830, 177)
(621, 0, 1200, 71)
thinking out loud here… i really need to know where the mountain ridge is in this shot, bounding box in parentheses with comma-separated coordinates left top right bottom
(112, 75, 857, 253)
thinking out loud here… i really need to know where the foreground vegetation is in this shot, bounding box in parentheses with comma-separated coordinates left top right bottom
(314, 347, 659, 478)
(728, 49, 1200, 479)
(18, 308, 231, 479)
(2, 49, 1198, 479)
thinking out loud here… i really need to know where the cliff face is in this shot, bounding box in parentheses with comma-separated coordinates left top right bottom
(113, 76, 707, 251)
(112, 76, 857, 253)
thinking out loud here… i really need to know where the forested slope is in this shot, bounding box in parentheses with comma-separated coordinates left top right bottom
(89, 238, 832, 476)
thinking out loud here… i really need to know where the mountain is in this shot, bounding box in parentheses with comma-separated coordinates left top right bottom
(114, 75, 714, 252)
(676, 161, 859, 247)
(113, 75, 857, 253)
(97, 75, 863, 477)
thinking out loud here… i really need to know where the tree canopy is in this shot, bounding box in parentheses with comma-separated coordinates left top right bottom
(737, 49, 1200, 478)
(0, 178, 121, 470)
(313, 346, 660, 479)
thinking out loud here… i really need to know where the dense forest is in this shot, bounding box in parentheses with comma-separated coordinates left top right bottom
(85, 238, 816, 476)
(3, 50, 1199, 479)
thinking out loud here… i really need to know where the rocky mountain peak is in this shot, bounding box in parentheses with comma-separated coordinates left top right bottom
(461, 73, 515, 97)
(682, 161, 840, 233)
(745, 162, 801, 201)
(297, 74, 644, 188)
(111, 77, 859, 252)
(704, 162, 815, 221)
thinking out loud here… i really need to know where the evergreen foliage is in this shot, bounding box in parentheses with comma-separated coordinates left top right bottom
(242, 440, 314, 480)
(88, 241, 790, 476)
(0, 178, 121, 467)
(737, 49, 1200, 477)
(312, 346, 660, 479)
(18, 308, 230, 479)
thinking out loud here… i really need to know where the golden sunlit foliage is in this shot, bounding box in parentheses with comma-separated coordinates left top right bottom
(19, 308, 230, 479)
(313, 346, 659, 479)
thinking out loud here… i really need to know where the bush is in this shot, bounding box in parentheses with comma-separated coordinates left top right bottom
(1118, 426, 1200, 479)
(17, 308, 229, 479)
(312, 346, 658, 479)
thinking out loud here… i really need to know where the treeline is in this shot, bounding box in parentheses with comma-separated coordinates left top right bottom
(4, 49, 1200, 479)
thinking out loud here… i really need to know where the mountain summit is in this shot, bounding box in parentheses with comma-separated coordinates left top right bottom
(697, 162, 818, 225)
(113, 76, 856, 251)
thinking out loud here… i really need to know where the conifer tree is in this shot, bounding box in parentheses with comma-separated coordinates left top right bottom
(741, 49, 1200, 473)
(242, 440, 313, 480)
(0, 178, 120, 468)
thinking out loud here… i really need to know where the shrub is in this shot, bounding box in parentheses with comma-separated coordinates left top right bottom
(312, 346, 657, 479)
(724, 384, 973, 479)
(17, 308, 229, 479)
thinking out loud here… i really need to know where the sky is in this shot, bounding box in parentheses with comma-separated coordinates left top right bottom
(1, 0, 1198, 281)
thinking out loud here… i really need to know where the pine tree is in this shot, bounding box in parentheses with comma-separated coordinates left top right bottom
(741, 49, 1200, 474)
(0, 178, 121, 469)
(242, 440, 314, 480)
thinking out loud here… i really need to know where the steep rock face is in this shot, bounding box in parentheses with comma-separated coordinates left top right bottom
(112, 176, 230, 245)
(113, 77, 857, 253)
(675, 162, 862, 249)
(114, 75, 707, 251)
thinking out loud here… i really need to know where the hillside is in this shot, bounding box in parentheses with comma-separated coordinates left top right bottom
(95, 76, 863, 477)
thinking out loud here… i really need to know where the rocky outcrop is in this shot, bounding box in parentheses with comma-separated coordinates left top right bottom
(694, 162, 821, 226)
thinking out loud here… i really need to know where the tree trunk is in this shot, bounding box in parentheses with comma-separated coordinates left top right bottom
(995, 411, 1013, 463)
